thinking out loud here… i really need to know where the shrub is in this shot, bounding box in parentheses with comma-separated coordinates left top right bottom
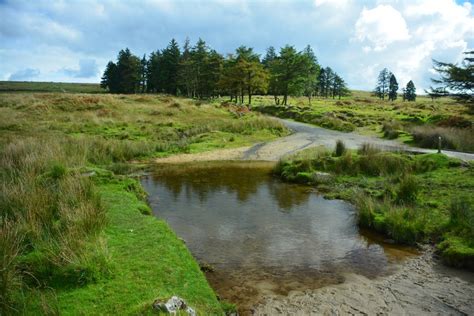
(358, 143, 380, 156)
(358, 152, 410, 176)
(448, 196, 474, 241)
(334, 140, 346, 157)
(334, 151, 355, 174)
(382, 121, 403, 139)
(396, 174, 419, 204)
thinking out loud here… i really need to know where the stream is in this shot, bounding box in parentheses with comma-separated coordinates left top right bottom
(141, 161, 417, 313)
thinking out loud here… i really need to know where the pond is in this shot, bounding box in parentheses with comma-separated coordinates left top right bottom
(141, 161, 416, 312)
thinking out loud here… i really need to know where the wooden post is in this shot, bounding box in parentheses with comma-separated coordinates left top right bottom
(438, 136, 442, 154)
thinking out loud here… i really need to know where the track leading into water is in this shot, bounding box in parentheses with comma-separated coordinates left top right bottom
(243, 118, 474, 161)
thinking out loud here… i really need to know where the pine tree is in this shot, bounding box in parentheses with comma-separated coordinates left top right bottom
(431, 51, 474, 109)
(160, 39, 181, 95)
(262, 46, 277, 69)
(325, 67, 335, 98)
(374, 68, 390, 100)
(388, 73, 398, 101)
(333, 74, 350, 99)
(405, 80, 416, 101)
(301, 45, 320, 105)
(101, 61, 120, 93)
(272, 45, 306, 105)
(317, 68, 327, 97)
(146, 51, 161, 93)
(263, 47, 283, 104)
(177, 38, 194, 97)
(116, 48, 141, 94)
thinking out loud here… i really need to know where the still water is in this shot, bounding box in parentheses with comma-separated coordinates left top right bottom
(141, 161, 415, 311)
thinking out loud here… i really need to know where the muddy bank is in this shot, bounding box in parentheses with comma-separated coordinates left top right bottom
(254, 247, 474, 315)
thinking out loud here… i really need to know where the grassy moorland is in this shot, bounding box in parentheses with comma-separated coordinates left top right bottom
(0, 81, 104, 94)
(275, 144, 474, 269)
(251, 91, 474, 153)
(0, 90, 287, 314)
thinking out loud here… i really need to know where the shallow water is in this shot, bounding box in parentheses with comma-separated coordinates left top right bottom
(141, 161, 416, 312)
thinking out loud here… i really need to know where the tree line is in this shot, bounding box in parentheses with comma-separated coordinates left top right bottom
(373, 68, 416, 102)
(101, 38, 350, 105)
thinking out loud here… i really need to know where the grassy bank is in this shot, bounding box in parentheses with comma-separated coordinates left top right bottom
(275, 144, 474, 269)
(0, 92, 285, 314)
(250, 91, 473, 153)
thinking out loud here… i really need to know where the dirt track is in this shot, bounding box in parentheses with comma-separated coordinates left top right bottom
(242, 119, 474, 161)
(156, 118, 474, 163)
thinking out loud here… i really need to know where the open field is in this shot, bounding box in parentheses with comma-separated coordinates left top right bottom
(251, 91, 474, 153)
(0, 91, 285, 314)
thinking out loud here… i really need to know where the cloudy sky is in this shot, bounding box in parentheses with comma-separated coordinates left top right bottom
(1, 0, 473, 91)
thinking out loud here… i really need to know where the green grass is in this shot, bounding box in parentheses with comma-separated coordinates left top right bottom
(275, 146, 474, 269)
(53, 178, 222, 314)
(0, 91, 288, 314)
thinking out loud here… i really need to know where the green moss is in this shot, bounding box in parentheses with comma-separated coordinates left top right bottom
(438, 236, 474, 269)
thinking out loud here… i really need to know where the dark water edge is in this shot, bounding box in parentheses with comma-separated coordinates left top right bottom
(141, 161, 417, 312)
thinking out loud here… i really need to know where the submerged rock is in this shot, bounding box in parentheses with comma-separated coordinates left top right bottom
(152, 296, 196, 315)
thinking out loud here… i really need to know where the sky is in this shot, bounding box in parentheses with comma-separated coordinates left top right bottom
(1, 0, 473, 91)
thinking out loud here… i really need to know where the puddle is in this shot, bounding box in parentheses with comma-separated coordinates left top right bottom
(141, 161, 417, 312)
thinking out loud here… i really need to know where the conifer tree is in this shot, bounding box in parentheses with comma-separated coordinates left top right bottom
(301, 45, 320, 104)
(388, 73, 398, 101)
(100, 61, 120, 93)
(405, 80, 416, 101)
(431, 51, 473, 109)
(374, 68, 390, 100)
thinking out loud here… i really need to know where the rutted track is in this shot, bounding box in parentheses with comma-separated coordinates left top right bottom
(243, 118, 474, 161)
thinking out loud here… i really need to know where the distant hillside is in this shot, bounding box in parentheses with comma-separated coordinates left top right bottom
(0, 81, 103, 93)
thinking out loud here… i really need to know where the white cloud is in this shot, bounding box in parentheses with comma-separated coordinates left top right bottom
(355, 5, 410, 51)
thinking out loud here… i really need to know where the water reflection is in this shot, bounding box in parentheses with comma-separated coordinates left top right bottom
(141, 161, 415, 312)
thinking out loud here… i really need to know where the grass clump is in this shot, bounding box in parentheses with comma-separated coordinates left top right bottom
(410, 126, 474, 153)
(334, 140, 346, 157)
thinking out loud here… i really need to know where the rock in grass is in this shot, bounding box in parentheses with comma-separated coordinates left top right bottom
(152, 296, 196, 315)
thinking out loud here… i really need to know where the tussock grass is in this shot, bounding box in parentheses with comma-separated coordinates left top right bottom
(334, 140, 346, 157)
(275, 146, 474, 267)
(0, 138, 108, 313)
(410, 125, 474, 153)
